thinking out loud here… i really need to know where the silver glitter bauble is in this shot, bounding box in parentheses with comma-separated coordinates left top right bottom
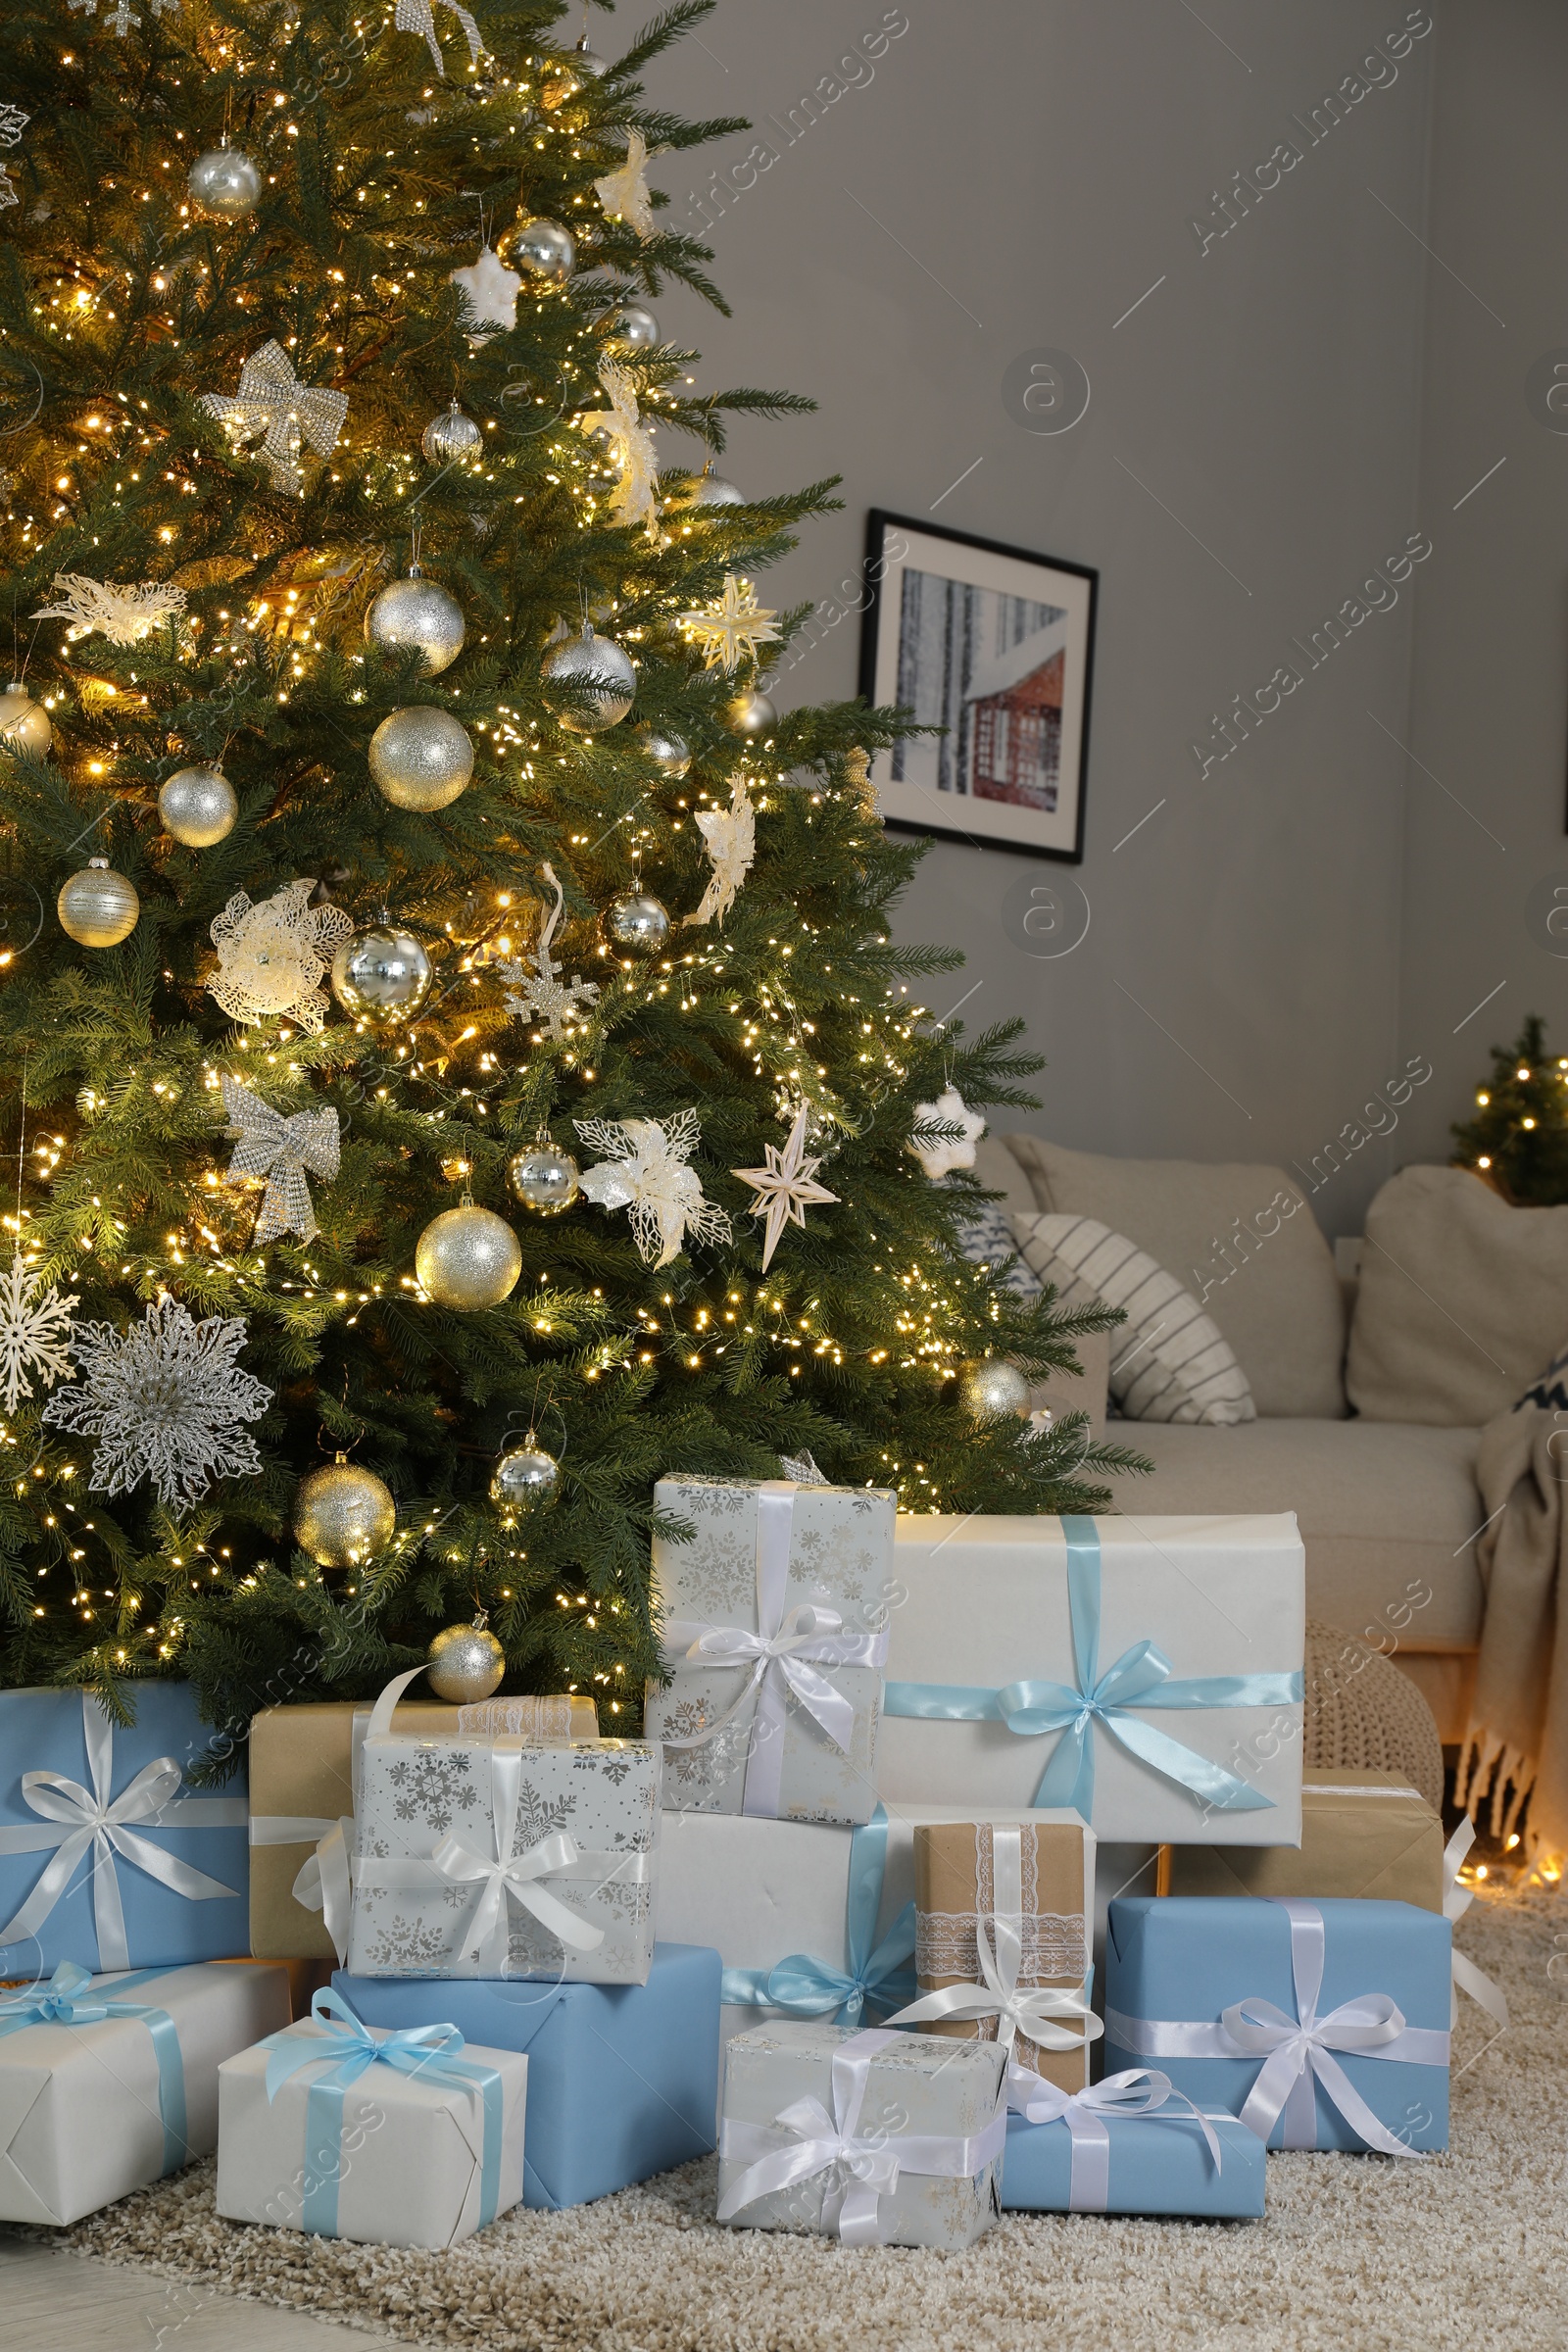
(540, 623, 636, 732)
(634, 725, 691, 780)
(330, 925, 434, 1024)
(507, 1140, 580, 1215)
(491, 1443, 561, 1515)
(959, 1357, 1033, 1424)
(670, 466, 744, 510)
(496, 216, 575, 284)
(186, 144, 263, 221)
(158, 763, 238, 848)
(427, 1617, 506, 1703)
(602, 890, 670, 956)
(292, 1456, 397, 1569)
(727, 685, 777, 740)
(57, 858, 138, 949)
(416, 1203, 523, 1308)
(368, 706, 474, 811)
(365, 567, 466, 677)
(421, 402, 484, 465)
(0, 683, 51, 759)
(612, 302, 660, 350)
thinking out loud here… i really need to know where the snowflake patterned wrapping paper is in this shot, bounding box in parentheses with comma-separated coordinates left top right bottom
(645, 1478, 896, 1825)
(347, 1689, 659, 1984)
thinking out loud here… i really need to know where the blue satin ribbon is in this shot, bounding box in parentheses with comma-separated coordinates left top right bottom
(885, 1516, 1303, 1820)
(0, 1959, 190, 2174)
(262, 1986, 504, 2236)
(720, 1801, 916, 2026)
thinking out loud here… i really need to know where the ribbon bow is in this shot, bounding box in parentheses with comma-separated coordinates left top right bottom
(1442, 1816, 1509, 2030)
(889, 1914, 1102, 2057)
(394, 0, 481, 75)
(431, 1824, 605, 1966)
(221, 1074, 340, 1245)
(0, 1959, 191, 2173)
(200, 341, 349, 497)
(0, 1694, 242, 1970)
(723, 1803, 916, 2027)
(1006, 2065, 1224, 2213)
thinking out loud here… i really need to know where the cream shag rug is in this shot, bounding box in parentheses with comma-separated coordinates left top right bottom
(49, 1887, 1567, 2352)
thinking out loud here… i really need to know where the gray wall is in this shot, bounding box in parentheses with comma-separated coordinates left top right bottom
(653, 1, 1441, 1237)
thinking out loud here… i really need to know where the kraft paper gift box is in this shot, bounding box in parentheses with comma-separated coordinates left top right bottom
(334, 1941, 721, 2209)
(0, 1687, 250, 1976)
(644, 1476, 895, 1825)
(249, 1690, 598, 1963)
(217, 1987, 526, 2248)
(0, 1957, 288, 2226)
(717, 2022, 1008, 2249)
(998, 2080, 1266, 2217)
(346, 1673, 659, 1984)
(1102, 1895, 1452, 2154)
(1161, 1769, 1445, 1907)
(880, 1512, 1305, 1846)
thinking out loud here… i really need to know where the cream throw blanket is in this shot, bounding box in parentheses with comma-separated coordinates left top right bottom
(1457, 1408, 1568, 1864)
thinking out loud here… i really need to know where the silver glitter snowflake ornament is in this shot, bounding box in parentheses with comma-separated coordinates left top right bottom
(574, 1109, 732, 1269)
(497, 862, 600, 1043)
(0, 1255, 79, 1416)
(43, 1296, 272, 1509)
(208, 881, 354, 1033)
(200, 342, 348, 497)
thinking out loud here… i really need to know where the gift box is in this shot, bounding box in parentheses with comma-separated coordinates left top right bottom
(998, 2075, 1266, 2216)
(0, 1957, 288, 2226)
(880, 1512, 1304, 1844)
(334, 1941, 721, 2209)
(1103, 1895, 1451, 2153)
(346, 1673, 659, 1984)
(0, 1687, 250, 1975)
(717, 2022, 1007, 2248)
(217, 1987, 526, 2248)
(249, 1690, 598, 1963)
(644, 1476, 894, 1825)
(1161, 1769, 1444, 1907)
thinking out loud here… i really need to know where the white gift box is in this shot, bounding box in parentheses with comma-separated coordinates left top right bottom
(0, 1959, 289, 2226)
(217, 1996, 526, 2249)
(645, 1477, 895, 1825)
(880, 1513, 1304, 1845)
(346, 1672, 660, 1984)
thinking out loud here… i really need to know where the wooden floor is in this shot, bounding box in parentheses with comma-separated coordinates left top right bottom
(0, 2232, 384, 2350)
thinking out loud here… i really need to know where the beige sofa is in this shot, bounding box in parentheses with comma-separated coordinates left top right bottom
(977, 1134, 1490, 1740)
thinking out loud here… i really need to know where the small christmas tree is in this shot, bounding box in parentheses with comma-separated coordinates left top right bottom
(1450, 1014, 1568, 1204)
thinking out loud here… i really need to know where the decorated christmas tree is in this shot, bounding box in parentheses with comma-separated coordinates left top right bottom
(0, 0, 1138, 1740)
(1450, 1014, 1568, 1205)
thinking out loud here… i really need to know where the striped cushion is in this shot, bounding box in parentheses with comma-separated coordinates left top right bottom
(954, 1200, 1044, 1302)
(1515, 1341, 1568, 1412)
(1012, 1211, 1256, 1426)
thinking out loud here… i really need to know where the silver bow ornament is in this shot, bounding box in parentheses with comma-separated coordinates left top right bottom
(201, 341, 349, 496)
(395, 0, 481, 74)
(221, 1074, 340, 1244)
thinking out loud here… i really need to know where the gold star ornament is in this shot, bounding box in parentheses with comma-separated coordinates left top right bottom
(678, 573, 781, 675)
(733, 1106, 840, 1271)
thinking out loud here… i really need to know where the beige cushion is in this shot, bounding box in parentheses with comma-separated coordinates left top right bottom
(970, 1131, 1040, 1219)
(1002, 1136, 1347, 1418)
(1105, 1418, 1483, 1648)
(1348, 1164, 1568, 1425)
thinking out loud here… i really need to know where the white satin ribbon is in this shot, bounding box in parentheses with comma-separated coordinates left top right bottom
(287, 1818, 355, 1965)
(1005, 2065, 1226, 2212)
(716, 2025, 1007, 2244)
(1105, 1897, 1449, 2157)
(0, 1695, 244, 1969)
(660, 1483, 887, 1818)
(1441, 1816, 1509, 2030)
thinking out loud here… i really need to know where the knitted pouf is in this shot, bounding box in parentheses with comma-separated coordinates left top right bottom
(1302, 1617, 1446, 1810)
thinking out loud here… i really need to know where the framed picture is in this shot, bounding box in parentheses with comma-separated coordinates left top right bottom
(857, 511, 1097, 862)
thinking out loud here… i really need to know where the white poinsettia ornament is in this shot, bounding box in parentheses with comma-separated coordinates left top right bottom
(207, 880, 354, 1033)
(595, 130, 657, 239)
(908, 1086, 986, 1179)
(686, 774, 756, 927)
(32, 571, 187, 647)
(580, 357, 659, 533)
(574, 1108, 732, 1269)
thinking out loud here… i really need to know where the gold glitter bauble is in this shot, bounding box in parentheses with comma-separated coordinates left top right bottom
(416, 1203, 522, 1308)
(292, 1456, 397, 1569)
(158, 764, 238, 848)
(365, 568, 466, 677)
(57, 858, 139, 949)
(368, 706, 474, 811)
(427, 1618, 506, 1702)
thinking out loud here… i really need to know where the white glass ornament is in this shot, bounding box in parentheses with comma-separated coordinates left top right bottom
(612, 302, 660, 350)
(158, 763, 238, 848)
(368, 706, 473, 810)
(330, 925, 434, 1025)
(421, 402, 484, 465)
(507, 1140, 580, 1215)
(293, 1455, 397, 1569)
(540, 623, 635, 731)
(497, 216, 575, 283)
(187, 144, 263, 221)
(726, 685, 777, 740)
(491, 1441, 561, 1515)
(416, 1203, 522, 1308)
(0, 682, 51, 759)
(602, 891, 669, 956)
(58, 858, 138, 948)
(365, 566, 466, 677)
(959, 1357, 1032, 1424)
(426, 1615, 506, 1702)
(634, 725, 691, 779)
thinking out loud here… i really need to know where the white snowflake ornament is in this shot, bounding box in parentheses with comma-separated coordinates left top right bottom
(0, 1255, 79, 1416)
(686, 774, 756, 927)
(908, 1086, 987, 1179)
(208, 881, 354, 1033)
(574, 1109, 732, 1269)
(497, 862, 600, 1043)
(32, 572, 187, 648)
(579, 357, 658, 533)
(200, 342, 348, 497)
(450, 246, 522, 335)
(43, 1296, 272, 1510)
(595, 130, 657, 240)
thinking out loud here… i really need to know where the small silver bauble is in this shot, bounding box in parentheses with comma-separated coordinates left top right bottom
(612, 302, 660, 350)
(158, 763, 238, 848)
(602, 890, 670, 956)
(368, 706, 474, 811)
(426, 1616, 506, 1703)
(365, 566, 466, 677)
(496, 216, 575, 284)
(959, 1357, 1033, 1424)
(507, 1140, 580, 1215)
(491, 1442, 561, 1516)
(0, 683, 51, 759)
(727, 685, 777, 740)
(292, 1455, 397, 1569)
(540, 623, 635, 732)
(330, 925, 433, 1025)
(670, 466, 744, 510)
(634, 725, 691, 780)
(421, 402, 484, 465)
(186, 144, 264, 221)
(58, 858, 138, 949)
(416, 1202, 523, 1308)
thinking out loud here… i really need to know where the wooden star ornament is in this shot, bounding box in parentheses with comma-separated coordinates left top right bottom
(733, 1106, 840, 1271)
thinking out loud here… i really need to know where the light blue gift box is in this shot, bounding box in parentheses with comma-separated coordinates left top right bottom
(334, 1940, 721, 2208)
(0, 1687, 248, 1976)
(1102, 1896, 1451, 2155)
(999, 2098, 1265, 2215)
